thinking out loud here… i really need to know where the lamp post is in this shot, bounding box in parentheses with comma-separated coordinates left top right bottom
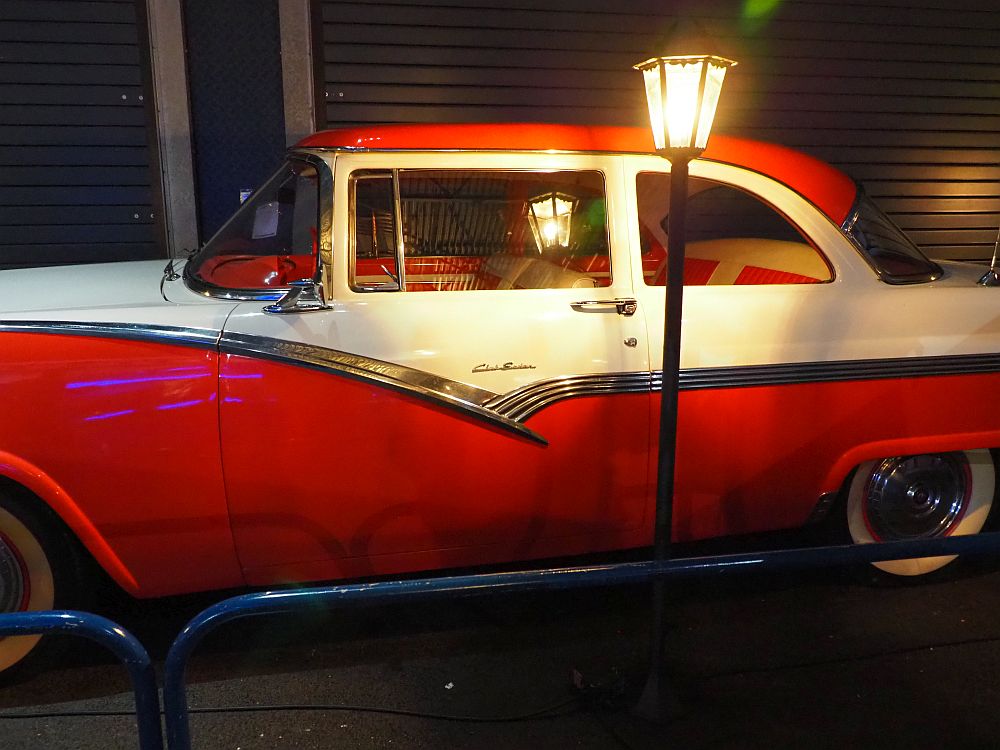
(632, 21, 736, 722)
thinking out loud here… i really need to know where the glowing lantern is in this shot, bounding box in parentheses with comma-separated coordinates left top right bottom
(634, 24, 736, 155)
(527, 192, 578, 252)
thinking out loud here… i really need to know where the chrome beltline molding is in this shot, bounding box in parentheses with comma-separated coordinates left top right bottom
(219, 332, 497, 407)
(493, 353, 1000, 420)
(675, 353, 1000, 391)
(0, 320, 221, 348)
(488, 372, 652, 422)
(8, 319, 1000, 440)
(2, 319, 544, 445)
(214, 332, 550, 445)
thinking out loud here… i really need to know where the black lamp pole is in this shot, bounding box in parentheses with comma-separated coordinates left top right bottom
(653, 150, 696, 563)
(633, 149, 694, 722)
(630, 20, 736, 723)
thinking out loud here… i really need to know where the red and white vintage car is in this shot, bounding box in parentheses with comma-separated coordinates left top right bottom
(0, 123, 996, 670)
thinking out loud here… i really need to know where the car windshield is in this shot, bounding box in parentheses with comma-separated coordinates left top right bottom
(844, 195, 941, 284)
(186, 159, 319, 295)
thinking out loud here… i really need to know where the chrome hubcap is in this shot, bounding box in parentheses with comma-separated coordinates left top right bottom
(0, 534, 26, 613)
(864, 453, 971, 541)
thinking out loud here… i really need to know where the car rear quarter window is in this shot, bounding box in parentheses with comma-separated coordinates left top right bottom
(843, 195, 942, 284)
(636, 172, 833, 287)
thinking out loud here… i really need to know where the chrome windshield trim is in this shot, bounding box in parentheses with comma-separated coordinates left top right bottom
(182, 273, 287, 302)
(183, 152, 335, 301)
(219, 332, 546, 445)
(0, 320, 221, 349)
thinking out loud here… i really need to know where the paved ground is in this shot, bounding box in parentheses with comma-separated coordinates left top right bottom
(3, 546, 1000, 749)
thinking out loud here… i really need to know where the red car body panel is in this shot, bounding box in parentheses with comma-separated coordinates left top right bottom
(7, 332, 999, 596)
(669, 374, 1000, 541)
(0, 333, 242, 596)
(219, 354, 651, 584)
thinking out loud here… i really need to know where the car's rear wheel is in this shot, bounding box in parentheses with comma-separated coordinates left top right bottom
(0, 492, 82, 674)
(846, 449, 995, 577)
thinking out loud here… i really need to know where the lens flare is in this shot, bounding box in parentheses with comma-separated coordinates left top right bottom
(743, 0, 782, 19)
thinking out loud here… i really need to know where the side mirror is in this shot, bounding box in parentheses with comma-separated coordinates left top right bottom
(263, 279, 330, 314)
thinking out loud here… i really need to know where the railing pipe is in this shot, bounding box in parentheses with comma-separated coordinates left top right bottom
(164, 529, 1000, 749)
(0, 610, 162, 750)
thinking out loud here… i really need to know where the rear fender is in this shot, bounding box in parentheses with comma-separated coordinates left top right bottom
(824, 430, 1000, 494)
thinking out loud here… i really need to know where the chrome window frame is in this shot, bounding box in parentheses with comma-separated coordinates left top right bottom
(348, 169, 403, 293)
(347, 166, 613, 294)
(183, 150, 334, 301)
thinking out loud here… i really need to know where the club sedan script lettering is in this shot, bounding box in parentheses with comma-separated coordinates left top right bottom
(472, 362, 537, 374)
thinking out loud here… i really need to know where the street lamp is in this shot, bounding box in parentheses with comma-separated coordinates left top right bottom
(632, 20, 735, 723)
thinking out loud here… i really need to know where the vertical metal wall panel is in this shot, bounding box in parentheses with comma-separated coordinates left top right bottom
(183, 0, 287, 242)
(279, 0, 319, 147)
(0, 0, 161, 268)
(318, 0, 1000, 261)
(142, 0, 199, 258)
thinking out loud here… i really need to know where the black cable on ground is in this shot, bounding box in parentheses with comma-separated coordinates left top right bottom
(0, 695, 580, 724)
(697, 632, 1000, 681)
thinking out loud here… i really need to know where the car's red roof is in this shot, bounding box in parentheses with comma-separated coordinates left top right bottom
(296, 123, 857, 225)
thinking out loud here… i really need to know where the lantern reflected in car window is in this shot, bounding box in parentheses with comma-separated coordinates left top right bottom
(527, 192, 578, 253)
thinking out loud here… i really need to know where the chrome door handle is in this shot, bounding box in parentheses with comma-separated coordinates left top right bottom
(570, 298, 638, 316)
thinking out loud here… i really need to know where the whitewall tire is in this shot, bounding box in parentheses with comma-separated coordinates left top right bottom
(0, 498, 66, 673)
(846, 449, 995, 577)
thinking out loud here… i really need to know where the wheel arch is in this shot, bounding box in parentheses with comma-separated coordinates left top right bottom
(0, 451, 140, 595)
(823, 431, 1000, 496)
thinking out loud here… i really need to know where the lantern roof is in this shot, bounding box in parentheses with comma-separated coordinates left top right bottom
(634, 18, 737, 68)
(295, 123, 857, 225)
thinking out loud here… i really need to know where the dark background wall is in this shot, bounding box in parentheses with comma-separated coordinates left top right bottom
(0, 0, 996, 267)
(183, 0, 286, 243)
(317, 0, 1000, 261)
(0, 0, 161, 269)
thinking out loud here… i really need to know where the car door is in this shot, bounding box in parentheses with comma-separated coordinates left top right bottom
(219, 150, 652, 583)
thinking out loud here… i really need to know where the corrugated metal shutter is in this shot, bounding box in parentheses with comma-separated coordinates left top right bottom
(318, 0, 1000, 261)
(0, 0, 161, 269)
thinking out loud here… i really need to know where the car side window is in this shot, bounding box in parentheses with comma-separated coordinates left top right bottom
(636, 172, 832, 286)
(351, 169, 610, 292)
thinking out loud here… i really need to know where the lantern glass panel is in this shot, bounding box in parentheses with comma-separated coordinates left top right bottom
(641, 65, 666, 151)
(663, 59, 704, 150)
(693, 61, 728, 150)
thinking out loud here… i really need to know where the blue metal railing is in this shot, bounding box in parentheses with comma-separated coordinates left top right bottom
(0, 610, 162, 750)
(7, 532, 1000, 749)
(162, 530, 1000, 750)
